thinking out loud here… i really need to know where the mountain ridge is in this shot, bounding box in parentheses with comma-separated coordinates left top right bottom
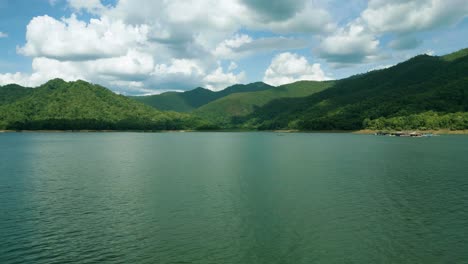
(131, 82, 274, 112)
(1, 48, 468, 131)
(0, 79, 209, 130)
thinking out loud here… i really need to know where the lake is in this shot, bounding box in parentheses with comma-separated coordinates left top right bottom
(1, 132, 467, 263)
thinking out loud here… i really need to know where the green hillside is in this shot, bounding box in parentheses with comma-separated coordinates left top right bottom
(0, 84, 33, 106)
(240, 51, 468, 131)
(2, 48, 467, 132)
(131, 82, 274, 112)
(194, 80, 334, 126)
(0, 79, 209, 130)
(442, 48, 468, 62)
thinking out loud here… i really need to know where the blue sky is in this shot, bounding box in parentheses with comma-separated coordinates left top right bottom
(0, 0, 467, 94)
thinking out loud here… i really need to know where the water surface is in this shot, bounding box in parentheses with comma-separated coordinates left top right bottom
(1, 132, 467, 263)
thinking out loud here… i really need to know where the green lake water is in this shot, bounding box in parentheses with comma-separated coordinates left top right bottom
(1, 132, 467, 263)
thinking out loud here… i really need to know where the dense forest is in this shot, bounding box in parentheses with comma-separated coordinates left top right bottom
(235, 49, 468, 131)
(1, 48, 467, 131)
(131, 82, 273, 112)
(0, 79, 213, 130)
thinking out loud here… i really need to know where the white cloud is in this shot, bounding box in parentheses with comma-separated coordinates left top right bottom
(2, 0, 335, 93)
(214, 34, 307, 59)
(0, 72, 31, 86)
(5, 0, 466, 93)
(213, 34, 253, 59)
(362, 0, 468, 34)
(0, 32, 7, 38)
(18, 14, 149, 61)
(263, 52, 330, 86)
(153, 59, 205, 76)
(0, 57, 85, 87)
(203, 67, 246, 91)
(316, 0, 468, 65)
(318, 21, 380, 64)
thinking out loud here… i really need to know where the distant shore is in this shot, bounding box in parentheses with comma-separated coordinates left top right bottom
(354, 129, 468, 135)
(2, 129, 468, 134)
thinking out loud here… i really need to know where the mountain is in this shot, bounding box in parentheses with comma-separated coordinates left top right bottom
(2, 48, 467, 132)
(0, 84, 33, 106)
(0, 79, 209, 130)
(239, 50, 468, 131)
(194, 80, 334, 126)
(131, 82, 274, 112)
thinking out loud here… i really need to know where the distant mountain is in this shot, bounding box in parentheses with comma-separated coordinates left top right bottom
(131, 82, 274, 112)
(0, 84, 33, 106)
(194, 80, 334, 126)
(0, 79, 209, 130)
(239, 50, 468, 130)
(1, 48, 467, 131)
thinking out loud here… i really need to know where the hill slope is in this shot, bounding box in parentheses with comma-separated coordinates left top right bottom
(131, 82, 274, 112)
(241, 51, 468, 130)
(0, 84, 33, 106)
(194, 80, 334, 126)
(0, 79, 207, 130)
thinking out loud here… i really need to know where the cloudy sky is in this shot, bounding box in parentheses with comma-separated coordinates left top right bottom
(0, 0, 467, 94)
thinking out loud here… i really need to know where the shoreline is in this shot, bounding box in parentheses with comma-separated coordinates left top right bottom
(1, 129, 468, 134)
(353, 129, 468, 135)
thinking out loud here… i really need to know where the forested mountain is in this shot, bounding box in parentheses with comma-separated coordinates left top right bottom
(0, 84, 33, 106)
(131, 82, 273, 112)
(194, 81, 334, 126)
(1, 48, 467, 131)
(0, 79, 209, 130)
(238, 49, 468, 130)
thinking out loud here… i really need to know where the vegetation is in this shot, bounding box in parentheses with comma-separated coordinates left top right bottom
(132, 82, 273, 112)
(1, 48, 467, 132)
(364, 111, 468, 131)
(0, 84, 33, 106)
(238, 51, 468, 131)
(0, 79, 213, 130)
(194, 80, 334, 126)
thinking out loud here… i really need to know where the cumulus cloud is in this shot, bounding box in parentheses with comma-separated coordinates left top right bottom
(18, 14, 149, 61)
(316, 0, 468, 65)
(0, 58, 85, 87)
(213, 34, 307, 59)
(203, 67, 246, 91)
(318, 21, 379, 64)
(3, 0, 467, 93)
(362, 0, 468, 34)
(0, 32, 7, 38)
(263, 52, 330, 86)
(2, 0, 335, 93)
(0, 72, 32, 87)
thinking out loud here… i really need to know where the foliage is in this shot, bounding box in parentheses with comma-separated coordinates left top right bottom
(0, 79, 213, 130)
(131, 82, 274, 112)
(241, 51, 468, 130)
(194, 80, 334, 127)
(364, 111, 468, 131)
(0, 84, 33, 106)
(2, 48, 468, 131)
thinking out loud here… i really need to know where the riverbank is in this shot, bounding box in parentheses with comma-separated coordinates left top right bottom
(354, 129, 468, 135)
(2, 129, 468, 134)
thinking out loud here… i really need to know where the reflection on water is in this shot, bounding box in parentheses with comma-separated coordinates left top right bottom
(1, 132, 467, 263)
